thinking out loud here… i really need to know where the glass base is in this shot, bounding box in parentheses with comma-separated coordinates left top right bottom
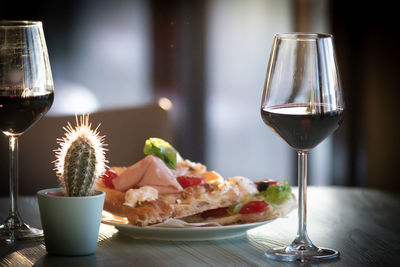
(0, 220, 43, 244)
(265, 244, 340, 262)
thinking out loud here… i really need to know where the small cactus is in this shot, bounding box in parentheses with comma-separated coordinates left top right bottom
(55, 115, 107, 197)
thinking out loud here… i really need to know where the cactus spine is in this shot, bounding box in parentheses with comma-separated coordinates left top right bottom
(55, 115, 107, 197)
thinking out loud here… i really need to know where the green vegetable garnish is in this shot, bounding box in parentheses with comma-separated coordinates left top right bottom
(226, 181, 292, 215)
(143, 137, 177, 169)
(227, 203, 243, 215)
(256, 181, 291, 205)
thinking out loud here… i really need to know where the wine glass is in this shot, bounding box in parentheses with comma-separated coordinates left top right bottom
(0, 21, 54, 243)
(260, 33, 344, 261)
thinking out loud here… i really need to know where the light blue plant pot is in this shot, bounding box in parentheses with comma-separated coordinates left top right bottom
(37, 188, 105, 256)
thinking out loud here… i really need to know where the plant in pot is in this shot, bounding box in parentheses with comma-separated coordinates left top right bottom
(37, 115, 107, 256)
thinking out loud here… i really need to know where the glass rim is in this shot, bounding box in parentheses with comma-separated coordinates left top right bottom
(274, 32, 333, 40)
(0, 20, 42, 28)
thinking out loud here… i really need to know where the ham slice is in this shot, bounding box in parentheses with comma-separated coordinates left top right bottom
(112, 155, 183, 194)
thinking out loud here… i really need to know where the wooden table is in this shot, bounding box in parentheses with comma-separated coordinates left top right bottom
(1, 187, 400, 267)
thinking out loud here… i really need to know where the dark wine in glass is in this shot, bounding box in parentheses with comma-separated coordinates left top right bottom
(0, 21, 54, 243)
(0, 90, 54, 135)
(261, 33, 344, 262)
(261, 103, 344, 150)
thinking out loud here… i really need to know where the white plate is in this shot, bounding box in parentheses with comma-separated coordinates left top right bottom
(101, 219, 274, 241)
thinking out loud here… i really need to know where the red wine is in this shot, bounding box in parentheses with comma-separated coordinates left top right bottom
(261, 103, 344, 150)
(0, 91, 54, 135)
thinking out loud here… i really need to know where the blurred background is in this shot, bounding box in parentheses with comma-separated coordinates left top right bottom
(1, 0, 399, 194)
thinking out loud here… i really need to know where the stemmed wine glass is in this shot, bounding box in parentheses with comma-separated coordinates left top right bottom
(0, 21, 54, 243)
(261, 33, 344, 261)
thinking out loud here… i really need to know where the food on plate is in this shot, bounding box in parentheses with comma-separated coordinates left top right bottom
(183, 180, 296, 225)
(95, 138, 296, 226)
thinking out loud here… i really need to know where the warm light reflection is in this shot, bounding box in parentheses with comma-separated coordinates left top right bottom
(98, 223, 119, 242)
(158, 97, 173, 111)
(3, 246, 44, 265)
(102, 210, 129, 224)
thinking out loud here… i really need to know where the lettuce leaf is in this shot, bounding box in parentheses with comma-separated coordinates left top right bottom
(255, 181, 291, 205)
(227, 203, 243, 215)
(143, 138, 177, 169)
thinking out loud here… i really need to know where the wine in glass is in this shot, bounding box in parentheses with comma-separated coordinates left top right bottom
(0, 21, 54, 243)
(261, 33, 344, 261)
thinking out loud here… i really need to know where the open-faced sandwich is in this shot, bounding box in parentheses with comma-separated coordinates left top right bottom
(95, 138, 296, 226)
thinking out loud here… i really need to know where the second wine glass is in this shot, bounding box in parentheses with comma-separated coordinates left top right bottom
(0, 21, 54, 243)
(261, 33, 344, 262)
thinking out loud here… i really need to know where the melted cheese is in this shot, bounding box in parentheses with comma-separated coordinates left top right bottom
(226, 176, 258, 196)
(124, 186, 158, 207)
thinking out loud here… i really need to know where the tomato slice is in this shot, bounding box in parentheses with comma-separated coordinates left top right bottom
(102, 170, 118, 189)
(240, 201, 268, 214)
(201, 207, 228, 218)
(176, 176, 205, 188)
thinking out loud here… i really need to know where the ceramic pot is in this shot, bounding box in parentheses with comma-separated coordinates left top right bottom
(37, 188, 105, 256)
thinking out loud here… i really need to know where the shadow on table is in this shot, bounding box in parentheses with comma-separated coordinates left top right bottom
(33, 254, 101, 267)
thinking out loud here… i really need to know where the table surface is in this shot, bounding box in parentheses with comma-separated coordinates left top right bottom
(1, 186, 400, 267)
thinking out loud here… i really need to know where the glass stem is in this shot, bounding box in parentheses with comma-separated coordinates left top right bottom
(8, 135, 22, 226)
(293, 150, 313, 249)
